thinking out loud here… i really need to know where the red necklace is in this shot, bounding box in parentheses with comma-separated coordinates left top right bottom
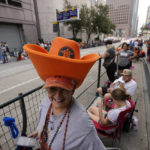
(41, 102, 71, 150)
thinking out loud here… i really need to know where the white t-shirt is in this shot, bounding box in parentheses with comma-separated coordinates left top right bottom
(134, 41, 138, 48)
(110, 76, 137, 96)
(110, 77, 125, 90)
(124, 78, 137, 96)
(107, 100, 131, 125)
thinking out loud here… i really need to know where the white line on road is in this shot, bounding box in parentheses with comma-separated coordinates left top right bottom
(0, 64, 33, 75)
(0, 77, 40, 95)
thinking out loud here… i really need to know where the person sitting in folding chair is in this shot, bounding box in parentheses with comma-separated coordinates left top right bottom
(97, 69, 137, 99)
(88, 89, 131, 131)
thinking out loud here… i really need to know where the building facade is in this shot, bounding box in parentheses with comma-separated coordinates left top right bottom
(34, 0, 103, 43)
(106, 0, 139, 37)
(0, 0, 38, 50)
(146, 6, 150, 25)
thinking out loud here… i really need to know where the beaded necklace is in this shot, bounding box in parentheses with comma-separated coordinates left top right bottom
(41, 102, 71, 150)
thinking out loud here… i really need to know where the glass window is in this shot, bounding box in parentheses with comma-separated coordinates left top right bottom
(8, 0, 22, 7)
(0, 0, 6, 3)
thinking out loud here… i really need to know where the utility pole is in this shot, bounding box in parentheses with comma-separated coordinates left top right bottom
(56, 9, 60, 37)
(58, 22, 60, 37)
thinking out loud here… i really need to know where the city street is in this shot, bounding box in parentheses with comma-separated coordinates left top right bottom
(1, 43, 150, 150)
(0, 45, 109, 104)
(1, 0, 150, 149)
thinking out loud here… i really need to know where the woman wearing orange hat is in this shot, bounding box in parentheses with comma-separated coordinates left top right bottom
(24, 37, 106, 150)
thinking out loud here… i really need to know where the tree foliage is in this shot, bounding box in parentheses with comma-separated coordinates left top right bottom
(63, 0, 82, 40)
(141, 23, 150, 31)
(63, 0, 116, 42)
(94, 4, 116, 35)
(80, 5, 96, 43)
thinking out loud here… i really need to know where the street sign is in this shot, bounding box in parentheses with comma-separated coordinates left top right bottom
(53, 22, 59, 32)
(56, 8, 79, 22)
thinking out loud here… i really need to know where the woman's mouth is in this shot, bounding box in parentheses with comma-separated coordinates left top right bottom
(53, 98, 65, 103)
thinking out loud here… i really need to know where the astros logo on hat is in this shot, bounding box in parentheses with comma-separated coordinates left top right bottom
(58, 47, 74, 58)
(23, 37, 99, 88)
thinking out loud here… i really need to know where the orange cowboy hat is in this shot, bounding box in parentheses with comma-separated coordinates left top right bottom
(23, 37, 99, 88)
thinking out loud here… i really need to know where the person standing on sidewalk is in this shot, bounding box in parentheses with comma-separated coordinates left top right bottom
(1, 42, 8, 63)
(99, 40, 117, 82)
(146, 40, 150, 63)
(117, 42, 136, 76)
(24, 37, 106, 150)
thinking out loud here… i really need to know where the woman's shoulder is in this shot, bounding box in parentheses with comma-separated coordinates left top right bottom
(70, 100, 95, 133)
(40, 96, 50, 108)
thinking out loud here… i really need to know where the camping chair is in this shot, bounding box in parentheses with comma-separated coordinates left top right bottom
(92, 100, 135, 146)
(104, 99, 134, 111)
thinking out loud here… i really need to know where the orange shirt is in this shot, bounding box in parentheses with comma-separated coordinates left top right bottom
(116, 47, 122, 52)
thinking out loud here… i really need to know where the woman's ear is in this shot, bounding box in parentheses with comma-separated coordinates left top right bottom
(71, 84, 76, 95)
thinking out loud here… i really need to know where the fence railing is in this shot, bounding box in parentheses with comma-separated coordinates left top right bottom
(0, 58, 106, 149)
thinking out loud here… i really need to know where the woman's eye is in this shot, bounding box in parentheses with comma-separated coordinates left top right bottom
(49, 87, 57, 91)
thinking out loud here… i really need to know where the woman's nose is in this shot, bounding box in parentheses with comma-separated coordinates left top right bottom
(55, 89, 63, 98)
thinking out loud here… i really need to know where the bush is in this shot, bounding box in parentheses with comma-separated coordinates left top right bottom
(70, 38, 82, 42)
(94, 36, 99, 41)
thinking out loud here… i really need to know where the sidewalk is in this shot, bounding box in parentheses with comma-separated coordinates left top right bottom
(0, 56, 28, 64)
(76, 58, 149, 149)
(119, 60, 149, 150)
(85, 60, 149, 150)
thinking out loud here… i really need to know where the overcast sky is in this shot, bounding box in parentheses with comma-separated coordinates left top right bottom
(138, 0, 150, 33)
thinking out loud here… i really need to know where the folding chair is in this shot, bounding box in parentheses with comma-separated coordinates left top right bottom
(92, 100, 135, 146)
(104, 99, 134, 111)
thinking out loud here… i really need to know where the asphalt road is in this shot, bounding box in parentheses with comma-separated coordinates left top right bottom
(0, 45, 110, 105)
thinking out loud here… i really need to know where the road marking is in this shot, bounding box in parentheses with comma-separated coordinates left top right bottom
(0, 64, 33, 75)
(0, 77, 40, 95)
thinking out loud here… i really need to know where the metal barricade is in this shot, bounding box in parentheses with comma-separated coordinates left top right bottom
(0, 86, 47, 149)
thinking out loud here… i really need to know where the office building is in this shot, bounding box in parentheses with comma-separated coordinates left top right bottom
(146, 6, 150, 25)
(0, 0, 38, 50)
(106, 0, 139, 37)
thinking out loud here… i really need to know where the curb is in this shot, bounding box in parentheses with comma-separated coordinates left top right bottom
(143, 60, 150, 150)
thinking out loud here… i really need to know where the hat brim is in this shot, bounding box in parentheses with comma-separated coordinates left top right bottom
(23, 44, 99, 88)
(42, 83, 72, 91)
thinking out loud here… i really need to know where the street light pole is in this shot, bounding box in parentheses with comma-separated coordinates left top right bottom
(57, 22, 60, 37)
(56, 9, 60, 37)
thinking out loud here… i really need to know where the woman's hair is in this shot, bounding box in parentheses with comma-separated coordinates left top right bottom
(121, 42, 128, 49)
(111, 88, 128, 101)
(105, 40, 112, 45)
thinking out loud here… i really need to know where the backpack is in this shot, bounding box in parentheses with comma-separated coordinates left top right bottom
(123, 113, 132, 132)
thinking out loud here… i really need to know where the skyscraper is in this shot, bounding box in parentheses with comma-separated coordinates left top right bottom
(106, 0, 139, 37)
(146, 6, 150, 25)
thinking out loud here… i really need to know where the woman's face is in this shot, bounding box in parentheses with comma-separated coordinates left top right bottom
(122, 44, 128, 50)
(47, 87, 73, 111)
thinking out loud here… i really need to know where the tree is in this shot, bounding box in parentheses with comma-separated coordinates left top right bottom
(63, 0, 82, 40)
(63, 1, 116, 43)
(93, 4, 116, 38)
(141, 23, 150, 31)
(80, 5, 95, 44)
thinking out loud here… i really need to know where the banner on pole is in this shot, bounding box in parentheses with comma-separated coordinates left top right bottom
(56, 8, 79, 22)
